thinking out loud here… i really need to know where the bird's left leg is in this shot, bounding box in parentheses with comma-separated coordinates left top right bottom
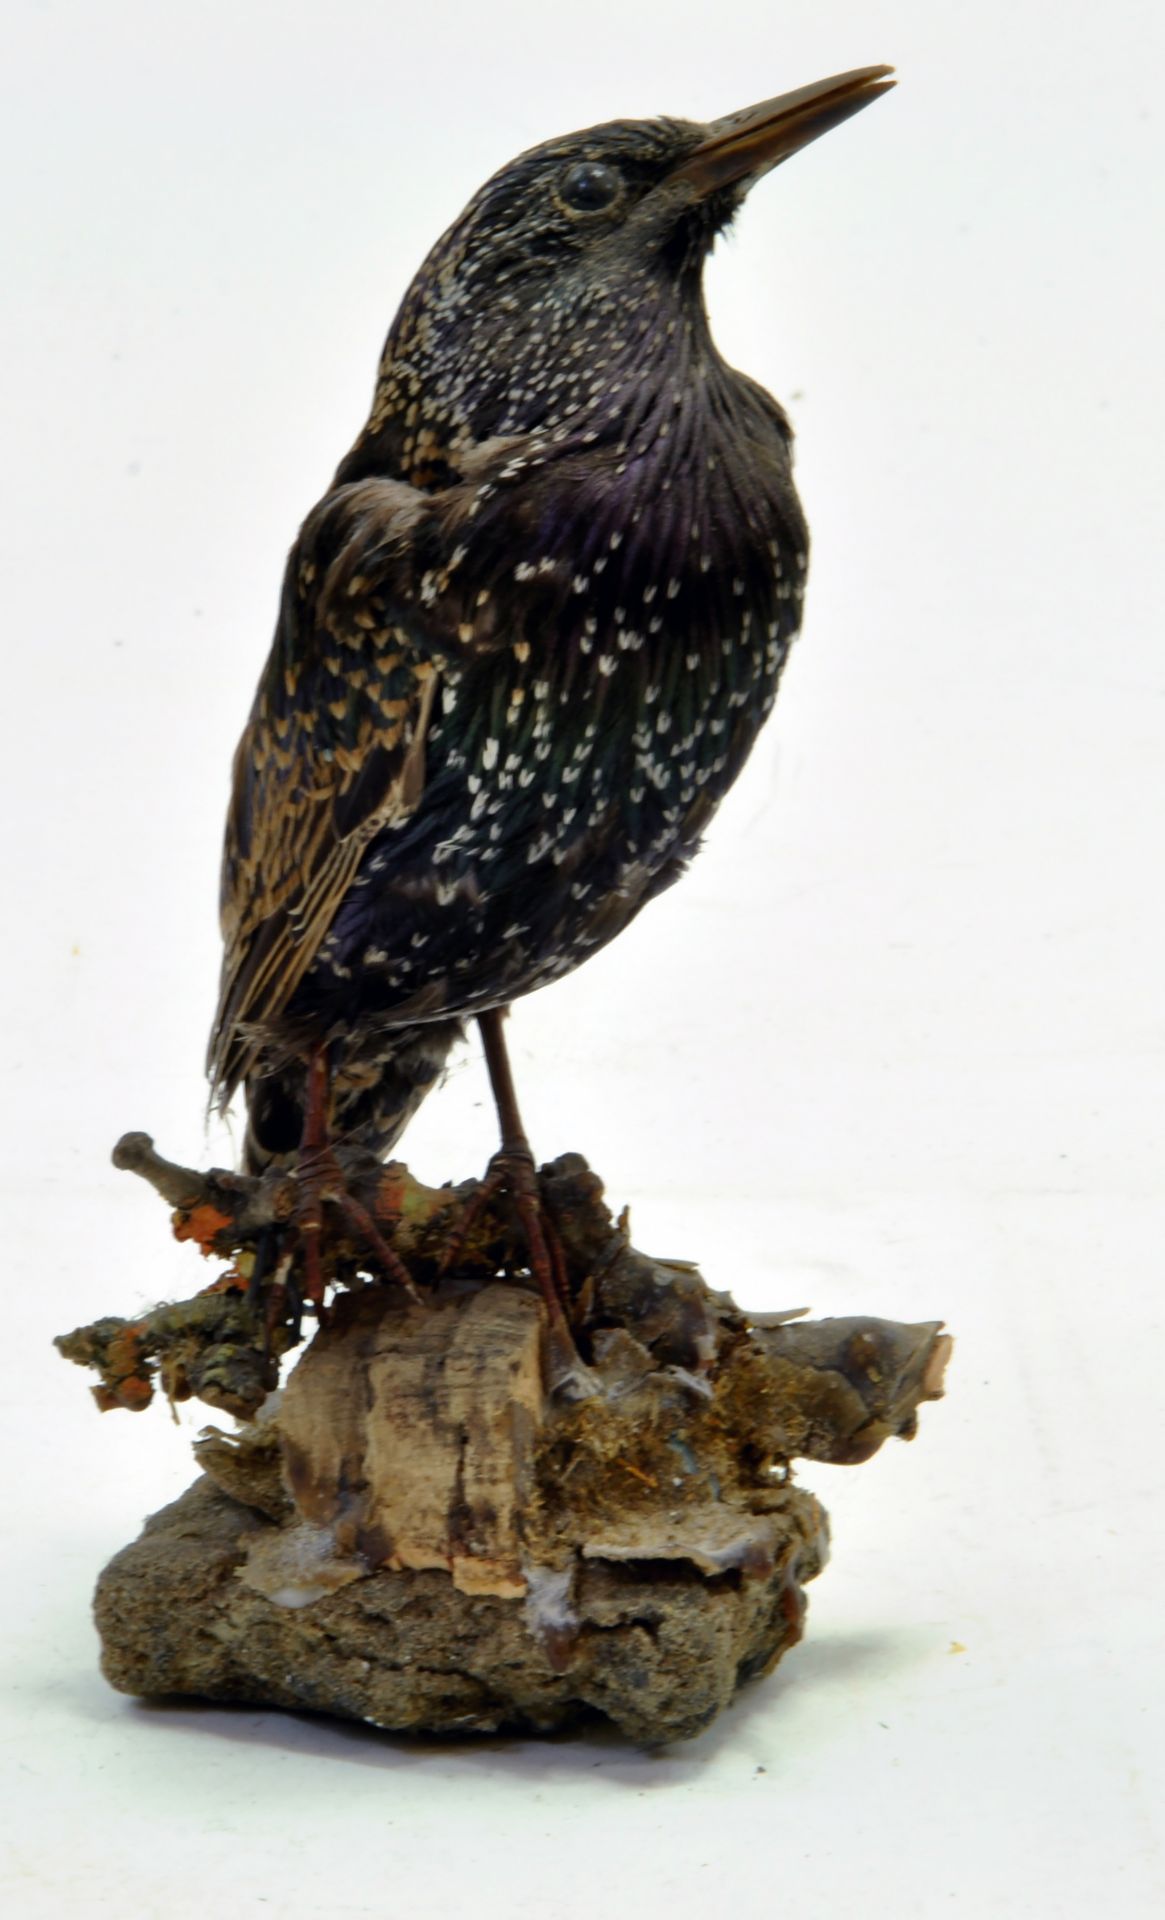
(445, 1009, 593, 1392)
(295, 1045, 422, 1313)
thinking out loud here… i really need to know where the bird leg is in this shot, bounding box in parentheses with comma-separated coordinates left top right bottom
(444, 1009, 594, 1394)
(295, 1049, 331, 1315)
(295, 1046, 422, 1312)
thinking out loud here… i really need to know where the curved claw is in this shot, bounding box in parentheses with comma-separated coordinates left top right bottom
(335, 1189, 424, 1305)
(436, 1172, 497, 1279)
(544, 1321, 604, 1401)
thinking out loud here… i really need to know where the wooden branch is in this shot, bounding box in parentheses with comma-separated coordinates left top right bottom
(109, 1130, 477, 1259)
(56, 1133, 950, 1450)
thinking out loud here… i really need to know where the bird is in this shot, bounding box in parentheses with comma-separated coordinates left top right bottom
(206, 65, 895, 1330)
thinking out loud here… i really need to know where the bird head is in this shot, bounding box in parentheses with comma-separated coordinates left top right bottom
(341, 66, 894, 486)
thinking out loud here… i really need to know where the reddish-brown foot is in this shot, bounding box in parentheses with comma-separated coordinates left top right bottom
(295, 1136, 424, 1315)
(279, 1046, 423, 1320)
(441, 1144, 599, 1398)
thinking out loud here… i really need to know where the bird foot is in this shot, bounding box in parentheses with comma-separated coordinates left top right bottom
(295, 1142, 423, 1314)
(439, 1145, 566, 1297)
(441, 1146, 599, 1394)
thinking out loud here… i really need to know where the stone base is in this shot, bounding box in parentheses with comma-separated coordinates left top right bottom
(95, 1472, 827, 1745)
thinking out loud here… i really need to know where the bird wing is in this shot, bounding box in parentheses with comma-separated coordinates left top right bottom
(207, 476, 459, 1108)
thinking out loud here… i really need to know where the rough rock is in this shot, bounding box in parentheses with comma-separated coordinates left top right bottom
(95, 1472, 826, 1744)
(91, 1276, 949, 1743)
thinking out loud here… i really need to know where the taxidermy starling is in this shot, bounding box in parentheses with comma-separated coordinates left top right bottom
(207, 66, 895, 1318)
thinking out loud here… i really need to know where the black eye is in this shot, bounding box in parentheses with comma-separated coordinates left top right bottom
(559, 160, 621, 213)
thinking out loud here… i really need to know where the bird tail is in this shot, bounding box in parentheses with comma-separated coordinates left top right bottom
(241, 1020, 463, 1175)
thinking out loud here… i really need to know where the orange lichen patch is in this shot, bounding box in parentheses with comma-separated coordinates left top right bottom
(94, 1374, 154, 1413)
(172, 1203, 234, 1254)
(370, 1165, 476, 1262)
(108, 1321, 147, 1369)
(92, 1322, 154, 1413)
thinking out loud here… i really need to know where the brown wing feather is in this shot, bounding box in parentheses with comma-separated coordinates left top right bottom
(207, 478, 448, 1108)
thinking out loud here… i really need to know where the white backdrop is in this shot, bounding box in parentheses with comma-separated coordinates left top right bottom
(2, 1, 1163, 1913)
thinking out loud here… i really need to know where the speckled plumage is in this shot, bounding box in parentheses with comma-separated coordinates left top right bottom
(207, 71, 893, 1168)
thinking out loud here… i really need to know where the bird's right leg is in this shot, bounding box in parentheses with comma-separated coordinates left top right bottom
(443, 1009, 596, 1396)
(295, 1047, 332, 1316)
(295, 1045, 422, 1313)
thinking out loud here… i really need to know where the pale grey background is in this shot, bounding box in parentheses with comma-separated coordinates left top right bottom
(1, 1, 1162, 1913)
